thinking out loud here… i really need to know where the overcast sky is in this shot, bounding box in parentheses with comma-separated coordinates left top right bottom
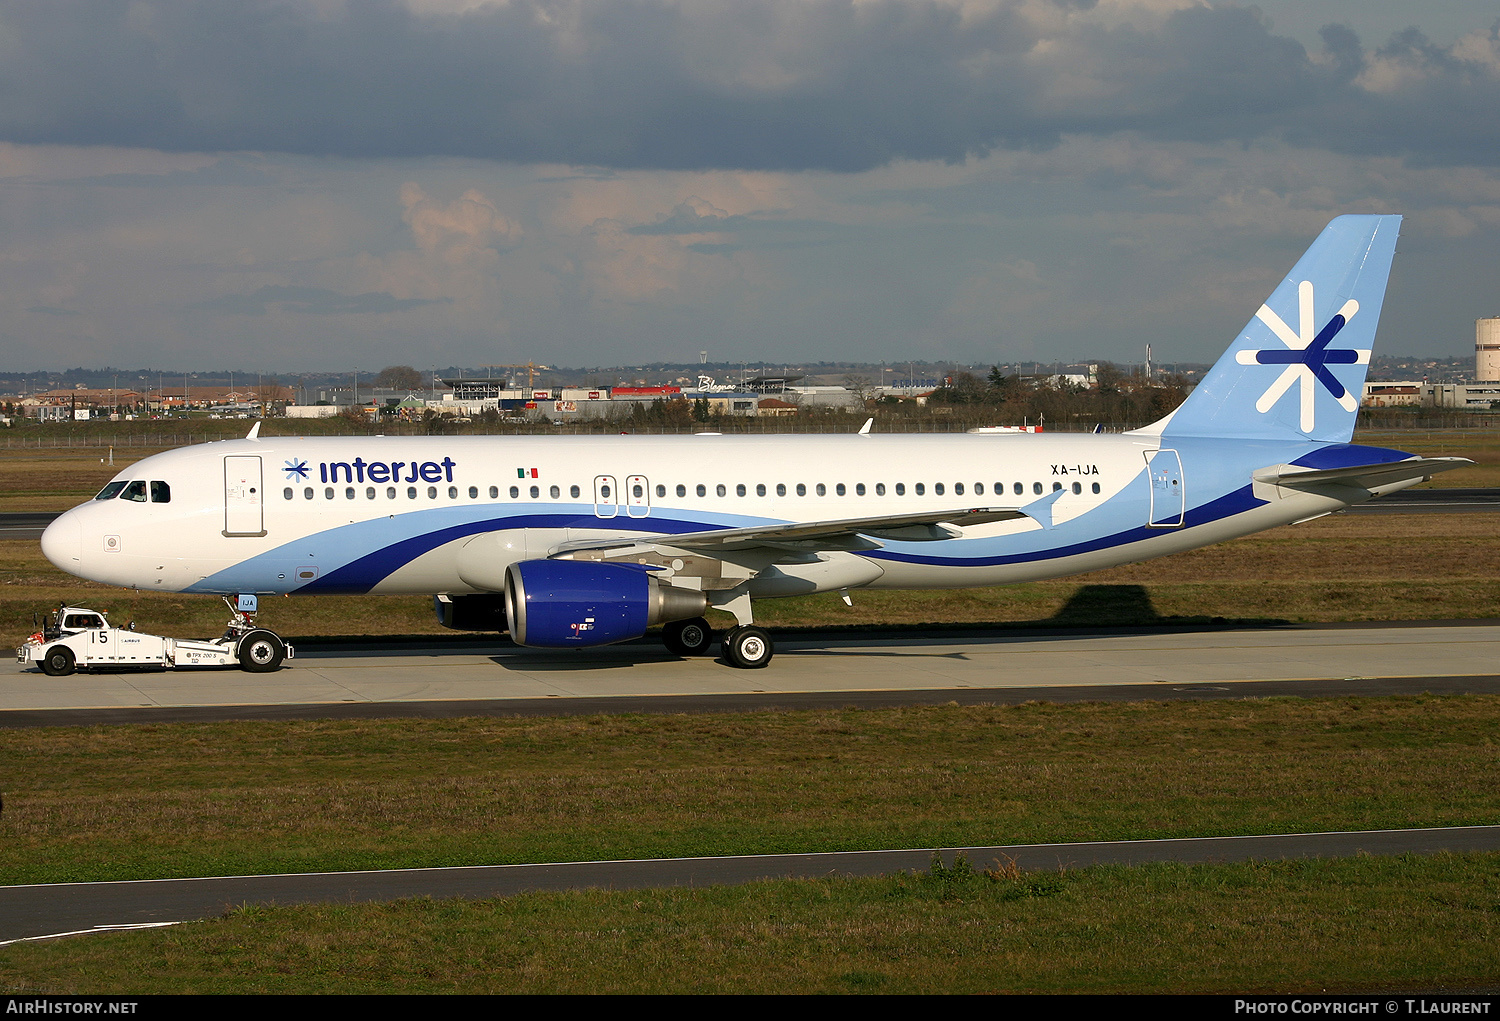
(2, 0, 1498, 373)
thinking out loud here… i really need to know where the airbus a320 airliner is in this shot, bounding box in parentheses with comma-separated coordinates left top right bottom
(40, 215, 1466, 667)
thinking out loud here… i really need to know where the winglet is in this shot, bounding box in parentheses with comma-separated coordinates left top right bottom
(246, 422, 261, 441)
(858, 418, 873, 436)
(1021, 489, 1067, 529)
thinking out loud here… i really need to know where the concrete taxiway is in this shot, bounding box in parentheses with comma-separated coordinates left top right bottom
(5, 622, 1500, 718)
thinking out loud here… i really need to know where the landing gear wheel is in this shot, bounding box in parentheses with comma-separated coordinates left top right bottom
(722, 625, 774, 669)
(238, 630, 286, 673)
(662, 617, 715, 656)
(40, 646, 75, 677)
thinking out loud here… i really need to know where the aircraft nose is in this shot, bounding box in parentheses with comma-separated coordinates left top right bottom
(40, 509, 82, 571)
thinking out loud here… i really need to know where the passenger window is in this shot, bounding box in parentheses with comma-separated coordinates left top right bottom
(716, 484, 727, 497)
(756, 483, 766, 497)
(326, 487, 335, 500)
(449, 486, 459, 499)
(388, 487, 397, 499)
(553, 485, 563, 499)
(122, 481, 148, 502)
(510, 486, 519, 499)
(657, 485, 666, 498)
(530, 486, 540, 499)
(895, 483, 905, 496)
(974, 483, 984, 495)
(469, 486, 479, 499)
(429, 486, 439, 499)
(915, 483, 925, 496)
(1072, 482, 1082, 494)
(304, 488, 313, 500)
(954, 483, 964, 496)
(345, 487, 356, 500)
(796, 483, 806, 496)
(776, 483, 786, 496)
(835, 484, 845, 496)
(366, 487, 376, 499)
(635, 484, 645, 498)
(572, 485, 582, 498)
(875, 483, 885, 496)
(816, 484, 826, 496)
(677, 484, 687, 497)
(1092, 482, 1101, 494)
(735, 484, 745, 497)
(856, 483, 865, 496)
(1013, 482, 1024, 496)
(284, 488, 293, 500)
(489, 486, 499, 499)
(935, 483, 945, 496)
(1052, 482, 1063, 492)
(697, 484, 707, 497)
(150, 481, 171, 503)
(410, 487, 419, 499)
(1033, 482, 1043, 495)
(94, 482, 128, 500)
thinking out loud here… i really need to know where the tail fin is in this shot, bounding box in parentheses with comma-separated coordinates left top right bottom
(1155, 214, 1401, 443)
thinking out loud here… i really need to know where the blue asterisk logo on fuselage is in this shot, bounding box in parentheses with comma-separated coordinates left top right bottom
(283, 459, 309, 480)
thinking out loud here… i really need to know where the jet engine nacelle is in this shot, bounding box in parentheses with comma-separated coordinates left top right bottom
(504, 559, 708, 648)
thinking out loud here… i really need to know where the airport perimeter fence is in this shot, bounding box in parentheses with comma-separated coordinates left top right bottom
(3, 412, 1498, 450)
(3, 420, 1152, 448)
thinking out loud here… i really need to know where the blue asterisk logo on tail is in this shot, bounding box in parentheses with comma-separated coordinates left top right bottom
(1235, 280, 1368, 433)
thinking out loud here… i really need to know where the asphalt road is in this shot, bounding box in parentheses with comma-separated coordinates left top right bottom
(6, 826, 1499, 945)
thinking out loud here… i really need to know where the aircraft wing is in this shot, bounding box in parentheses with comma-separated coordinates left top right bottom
(552, 506, 1028, 557)
(1253, 456, 1472, 491)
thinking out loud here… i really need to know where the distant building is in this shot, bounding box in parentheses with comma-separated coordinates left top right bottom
(756, 397, 798, 416)
(1478, 317, 1500, 381)
(1362, 382, 1423, 408)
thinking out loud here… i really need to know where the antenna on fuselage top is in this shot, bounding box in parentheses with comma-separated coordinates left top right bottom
(858, 418, 873, 436)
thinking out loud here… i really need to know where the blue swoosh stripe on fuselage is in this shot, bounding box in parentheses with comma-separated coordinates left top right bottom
(190, 487, 1262, 595)
(864, 484, 1264, 568)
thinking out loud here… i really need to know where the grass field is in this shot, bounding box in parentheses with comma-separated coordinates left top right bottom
(3, 697, 1497, 887)
(4, 853, 1498, 994)
(1, 697, 1497, 993)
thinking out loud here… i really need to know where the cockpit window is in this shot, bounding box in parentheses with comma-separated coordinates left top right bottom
(120, 481, 148, 502)
(94, 482, 127, 501)
(150, 481, 171, 503)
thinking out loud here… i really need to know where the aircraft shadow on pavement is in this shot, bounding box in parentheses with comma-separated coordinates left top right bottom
(478, 584, 1294, 670)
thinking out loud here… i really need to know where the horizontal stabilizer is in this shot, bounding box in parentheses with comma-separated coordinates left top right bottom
(1253, 456, 1472, 491)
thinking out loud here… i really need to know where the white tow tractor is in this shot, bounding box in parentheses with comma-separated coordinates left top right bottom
(16, 595, 293, 676)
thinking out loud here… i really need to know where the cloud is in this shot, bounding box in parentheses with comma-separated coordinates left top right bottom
(192, 284, 450, 315)
(401, 182, 522, 263)
(627, 197, 754, 235)
(0, 1, 1494, 171)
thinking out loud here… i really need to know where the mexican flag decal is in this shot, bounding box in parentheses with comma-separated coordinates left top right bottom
(516, 468, 539, 478)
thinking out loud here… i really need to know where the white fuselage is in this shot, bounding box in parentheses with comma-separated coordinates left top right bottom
(41, 430, 1398, 600)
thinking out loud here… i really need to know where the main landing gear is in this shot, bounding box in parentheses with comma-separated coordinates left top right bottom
(660, 616, 775, 669)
